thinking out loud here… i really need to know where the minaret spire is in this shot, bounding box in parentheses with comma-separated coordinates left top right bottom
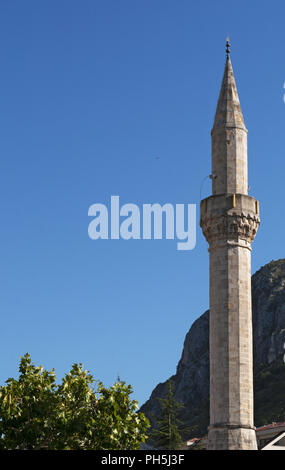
(211, 40, 248, 195)
(212, 41, 246, 132)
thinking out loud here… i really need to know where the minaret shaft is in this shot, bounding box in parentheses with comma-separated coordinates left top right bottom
(212, 127, 248, 195)
(200, 46, 260, 450)
(209, 242, 255, 448)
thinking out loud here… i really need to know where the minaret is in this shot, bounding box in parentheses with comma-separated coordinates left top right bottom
(200, 39, 260, 450)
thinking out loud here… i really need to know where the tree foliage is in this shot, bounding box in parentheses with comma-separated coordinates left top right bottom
(150, 380, 184, 449)
(0, 354, 149, 450)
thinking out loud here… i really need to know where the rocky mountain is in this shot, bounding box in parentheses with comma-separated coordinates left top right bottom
(140, 259, 285, 437)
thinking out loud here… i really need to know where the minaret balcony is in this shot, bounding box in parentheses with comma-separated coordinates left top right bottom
(200, 193, 260, 245)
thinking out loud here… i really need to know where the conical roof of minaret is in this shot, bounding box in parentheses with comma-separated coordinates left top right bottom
(212, 54, 246, 132)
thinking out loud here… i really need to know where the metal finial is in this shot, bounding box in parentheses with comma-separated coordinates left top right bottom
(226, 36, 230, 57)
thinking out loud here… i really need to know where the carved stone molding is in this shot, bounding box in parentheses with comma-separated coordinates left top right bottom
(200, 211, 260, 245)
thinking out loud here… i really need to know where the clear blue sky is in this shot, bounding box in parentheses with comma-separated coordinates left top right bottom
(0, 0, 284, 406)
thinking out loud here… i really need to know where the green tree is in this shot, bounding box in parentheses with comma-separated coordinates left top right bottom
(150, 380, 184, 449)
(0, 354, 149, 450)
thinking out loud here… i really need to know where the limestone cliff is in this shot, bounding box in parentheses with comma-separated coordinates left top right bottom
(140, 259, 285, 435)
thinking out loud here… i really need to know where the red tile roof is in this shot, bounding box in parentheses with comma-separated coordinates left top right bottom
(187, 438, 201, 444)
(256, 421, 285, 432)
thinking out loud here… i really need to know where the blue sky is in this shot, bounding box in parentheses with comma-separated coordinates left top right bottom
(0, 0, 284, 406)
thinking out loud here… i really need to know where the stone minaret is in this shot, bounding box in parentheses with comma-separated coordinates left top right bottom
(200, 39, 260, 450)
